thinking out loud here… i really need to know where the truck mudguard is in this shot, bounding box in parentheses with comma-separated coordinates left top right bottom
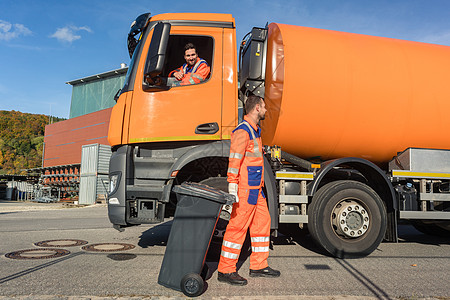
(162, 140, 278, 229)
(308, 157, 398, 242)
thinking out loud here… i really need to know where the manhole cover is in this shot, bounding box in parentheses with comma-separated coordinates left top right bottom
(107, 253, 137, 261)
(5, 248, 70, 260)
(81, 243, 135, 252)
(34, 239, 88, 247)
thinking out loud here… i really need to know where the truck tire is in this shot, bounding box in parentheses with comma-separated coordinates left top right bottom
(308, 180, 387, 258)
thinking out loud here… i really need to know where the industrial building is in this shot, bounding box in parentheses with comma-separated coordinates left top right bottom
(20, 65, 128, 204)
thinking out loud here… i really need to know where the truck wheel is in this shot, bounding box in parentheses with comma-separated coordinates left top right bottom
(180, 273, 204, 297)
(308, 180, 387, 258)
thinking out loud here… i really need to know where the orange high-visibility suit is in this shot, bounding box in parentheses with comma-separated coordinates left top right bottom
(218, 115, 271, 273)
(168, 57, 210, 86)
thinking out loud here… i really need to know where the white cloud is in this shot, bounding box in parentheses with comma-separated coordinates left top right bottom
(50, 25, 92, 43)
(0, 20, 32, 41)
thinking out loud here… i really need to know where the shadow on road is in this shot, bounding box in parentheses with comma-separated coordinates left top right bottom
(0, 212, 18, 215)
(0, 252, 83, 284)
(397, 223, 450, 246)
(138, 220, 173, 248)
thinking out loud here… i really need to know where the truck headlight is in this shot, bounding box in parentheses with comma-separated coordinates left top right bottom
(109, 172, 121, 194)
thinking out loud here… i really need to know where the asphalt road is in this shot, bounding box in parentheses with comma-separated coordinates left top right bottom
(0, 201, 449, 299)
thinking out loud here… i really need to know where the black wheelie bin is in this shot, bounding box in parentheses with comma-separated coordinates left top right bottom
(158, 182, 234, 297)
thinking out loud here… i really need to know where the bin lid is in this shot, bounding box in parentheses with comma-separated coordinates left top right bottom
(172, 182, 235, 204)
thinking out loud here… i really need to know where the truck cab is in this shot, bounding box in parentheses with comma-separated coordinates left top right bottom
(107, 13, 241, 229)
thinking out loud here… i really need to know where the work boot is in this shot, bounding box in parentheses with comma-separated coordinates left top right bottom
(217, 271, 248, 285)
(249, 266, 281, 277)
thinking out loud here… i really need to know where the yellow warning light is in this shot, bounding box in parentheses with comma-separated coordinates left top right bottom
(271, 146, 281, 160)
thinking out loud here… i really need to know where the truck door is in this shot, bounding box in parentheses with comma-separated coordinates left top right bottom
(127, 24, 224, 144)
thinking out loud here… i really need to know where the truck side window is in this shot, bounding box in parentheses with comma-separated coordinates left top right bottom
(158, 35, 214, 87)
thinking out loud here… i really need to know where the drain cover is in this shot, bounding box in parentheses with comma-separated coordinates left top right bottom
(5, 248, 70, 260)
(81, 243, 135, 252)
(107, 253, 137, 261)
(34, 239, 88, 247)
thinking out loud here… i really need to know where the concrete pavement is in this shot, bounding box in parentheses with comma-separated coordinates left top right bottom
(1, 200, 449, 300)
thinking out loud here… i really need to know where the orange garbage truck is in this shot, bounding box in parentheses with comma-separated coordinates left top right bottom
(107, 12, 450, 258)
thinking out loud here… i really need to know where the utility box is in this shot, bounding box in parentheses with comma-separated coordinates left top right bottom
(389, 148, 450, 172)
(79, 144, 112, 205)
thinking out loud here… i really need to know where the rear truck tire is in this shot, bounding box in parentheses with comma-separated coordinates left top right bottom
(308, 180, 387, 258)
(180, 273, 204, 297)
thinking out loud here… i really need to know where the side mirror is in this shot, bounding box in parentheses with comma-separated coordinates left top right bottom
(127, 13, 151, 58)
(144, 22, 171, 78)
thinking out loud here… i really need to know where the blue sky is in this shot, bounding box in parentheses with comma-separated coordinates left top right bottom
(1, 0, 449, 118)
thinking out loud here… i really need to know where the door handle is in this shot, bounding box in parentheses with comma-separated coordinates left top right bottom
(195, 122, 219, 134)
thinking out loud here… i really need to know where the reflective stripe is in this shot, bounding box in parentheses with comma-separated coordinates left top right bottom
(221, 250, 238, 259)
(184, 59, 207, 73)
(192, 74, 204, 82)
(223, 240, 242, 250)
(192, 59, 206, 72)
(230, 152, 243, 159)
(245, 151, 261, 157)
(252, 246, 269, 253)
(251, 236, 270, 243)
(240, 122, 262, 158)
(189, 78, 196, 85)
(228, 167, 239, 174)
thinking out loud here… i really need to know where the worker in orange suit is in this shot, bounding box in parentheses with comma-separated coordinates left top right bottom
(217, 95, 280, 286)
(168, 43, 210, 86)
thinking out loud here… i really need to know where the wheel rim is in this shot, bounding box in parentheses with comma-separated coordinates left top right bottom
(331, 198, 370, 238)
(184, 278, 200, 295)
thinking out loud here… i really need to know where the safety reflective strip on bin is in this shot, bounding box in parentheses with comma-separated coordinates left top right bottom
(221, 250, 238, 259)
(228, 167, 239, 174)
(230, 152, 243, 159)
(252, 246, 269, 253)
(251, 236, 270, 243)
(223, 240, 242, 249)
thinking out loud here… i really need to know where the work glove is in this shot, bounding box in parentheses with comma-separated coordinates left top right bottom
(228, 182, 239, 203)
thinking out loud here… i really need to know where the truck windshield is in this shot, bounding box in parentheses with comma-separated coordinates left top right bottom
(121, 41, 142, 93)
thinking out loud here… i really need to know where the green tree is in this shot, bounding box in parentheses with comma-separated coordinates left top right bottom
(0, 110, 66, 175)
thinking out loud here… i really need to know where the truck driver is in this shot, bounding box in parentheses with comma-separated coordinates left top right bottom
(168, 43, 210, 86)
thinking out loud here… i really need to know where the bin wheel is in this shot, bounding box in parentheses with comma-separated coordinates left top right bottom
(180, 273, 204, 297)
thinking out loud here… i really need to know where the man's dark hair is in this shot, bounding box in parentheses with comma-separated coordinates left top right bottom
(184, 43, 197, 53)
(245, 95, 263, 114)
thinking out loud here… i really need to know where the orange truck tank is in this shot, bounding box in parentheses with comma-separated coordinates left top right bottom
(263, 23, 450, 164)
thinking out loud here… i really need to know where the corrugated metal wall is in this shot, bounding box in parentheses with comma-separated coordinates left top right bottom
(43, 108, 112, 167)
(79, 144, 111, 205)
(69, 74, 126, 118)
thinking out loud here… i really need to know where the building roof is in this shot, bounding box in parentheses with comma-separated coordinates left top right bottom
(66, 66, 128, 86)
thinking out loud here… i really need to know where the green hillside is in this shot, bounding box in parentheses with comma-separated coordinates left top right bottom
(0, 110, 65, 175)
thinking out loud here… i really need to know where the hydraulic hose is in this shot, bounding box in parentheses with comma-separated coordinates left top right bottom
(281, 151, 316, 172)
